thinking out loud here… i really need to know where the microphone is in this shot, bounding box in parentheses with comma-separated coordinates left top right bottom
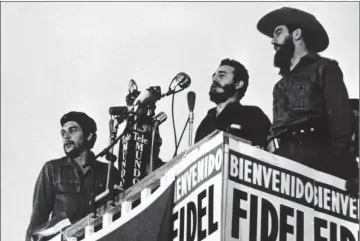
(153, 111, 167, 125)
(174, 72, 191, 89)
(133, 86, 162, 106)
(187, 91, 196, 112)
(187, 91, 196, 146)
(164, 73, 191, 97)
(133, 89, 151, 106)
(109, 106, 128, 116)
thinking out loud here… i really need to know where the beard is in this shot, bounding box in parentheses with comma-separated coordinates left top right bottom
(209, 82, 237, 104)
(64, 146, 80, 158)
(274, 35, 295, 74)
(63, 141, 87, 158)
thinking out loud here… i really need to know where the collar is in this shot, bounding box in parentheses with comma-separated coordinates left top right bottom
(207, 101, 242, 118)
(281, 52, 320, 76)
(297, 52, 320, 65)
(59, 151, 96, 168)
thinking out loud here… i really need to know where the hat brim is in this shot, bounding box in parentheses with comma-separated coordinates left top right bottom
(257, 7, 329, 53)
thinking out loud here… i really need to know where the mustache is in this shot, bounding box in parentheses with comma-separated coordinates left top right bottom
(210, 82, 222, 88)
(64, 141, 74, 146)
(273, 43, 284, 50)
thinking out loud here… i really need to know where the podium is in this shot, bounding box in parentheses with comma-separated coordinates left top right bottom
(50, 131, 359, 241)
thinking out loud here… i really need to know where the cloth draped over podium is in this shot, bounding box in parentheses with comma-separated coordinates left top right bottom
(97, 183, 174, 241)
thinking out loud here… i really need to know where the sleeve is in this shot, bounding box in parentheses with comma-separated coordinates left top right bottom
(323, 61, 356, 160)
(250, 107, 272, 147)
(26, 163, 55, 241)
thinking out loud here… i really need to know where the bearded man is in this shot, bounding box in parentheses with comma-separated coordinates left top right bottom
(257, 7, 358, 181)
(26, 111, 120, 241)
(195, 58, 271, 147)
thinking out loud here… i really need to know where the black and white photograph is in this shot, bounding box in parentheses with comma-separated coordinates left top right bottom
(1, 2, 359, 241)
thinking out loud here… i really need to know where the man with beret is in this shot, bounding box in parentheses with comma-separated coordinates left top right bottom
(26, 111, 120, 241)
(257, 7, 358, 181)
(195, 58, 271, 147)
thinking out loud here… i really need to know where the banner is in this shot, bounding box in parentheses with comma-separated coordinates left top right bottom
(97, 182, 175, 241)
(225, 150, 359, 241)
(172, 145, 223, 241)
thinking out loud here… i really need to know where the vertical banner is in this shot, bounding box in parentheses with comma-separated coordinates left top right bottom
(225, 144, 359, 241)
(172, 145, 223, 241)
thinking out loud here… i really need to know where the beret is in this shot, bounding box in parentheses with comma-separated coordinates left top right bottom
(60, 111, 97, 134)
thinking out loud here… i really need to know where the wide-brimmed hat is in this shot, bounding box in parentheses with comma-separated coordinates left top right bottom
(257, 7, 329, 53)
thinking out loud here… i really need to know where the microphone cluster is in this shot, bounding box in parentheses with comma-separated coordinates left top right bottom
(96, 72, 195, 201)
(109, 72, 191, 117)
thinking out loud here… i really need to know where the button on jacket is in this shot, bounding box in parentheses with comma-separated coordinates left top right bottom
(195, 102, 271, 146)
(26, 152, 120, 241)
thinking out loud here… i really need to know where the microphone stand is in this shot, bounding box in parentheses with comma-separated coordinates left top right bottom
(95, 117, 132, 159)
(106, 118, 117, 190)
(188, 111, 194, 146)
(94, 116, 133, 209)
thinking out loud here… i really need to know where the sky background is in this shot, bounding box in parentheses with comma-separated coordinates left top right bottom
(1, 2, 359, 241)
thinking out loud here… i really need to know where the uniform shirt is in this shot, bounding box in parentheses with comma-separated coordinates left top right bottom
(195, 102, 271, 146)
(271, 53, 356, 158)
(26, 152, 119, 241)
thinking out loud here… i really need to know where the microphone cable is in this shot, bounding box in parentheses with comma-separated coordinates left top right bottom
(171, 92, 178, 157)
(173, 117, 189, 158)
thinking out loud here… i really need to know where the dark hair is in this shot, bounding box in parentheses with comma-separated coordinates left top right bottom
(85, 132, 96, 149)
(286, 25, 316, 52)
(219, 58, 249, 99)
(60, 111, 97, 149)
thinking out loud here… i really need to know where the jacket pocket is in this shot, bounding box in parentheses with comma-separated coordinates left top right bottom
(288, 81, 310, 109)
(55, 181, 81, 194)
(54, 181, 81, 219)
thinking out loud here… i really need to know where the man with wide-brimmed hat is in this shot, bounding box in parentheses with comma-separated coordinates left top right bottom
(257, 7, 358, 181)
(26, 111, 120, 241)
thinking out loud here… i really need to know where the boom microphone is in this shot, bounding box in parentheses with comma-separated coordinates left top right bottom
(163, 73, 192, 97)
(175, 72, 191, 89)
(153, 111, 167, 125)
